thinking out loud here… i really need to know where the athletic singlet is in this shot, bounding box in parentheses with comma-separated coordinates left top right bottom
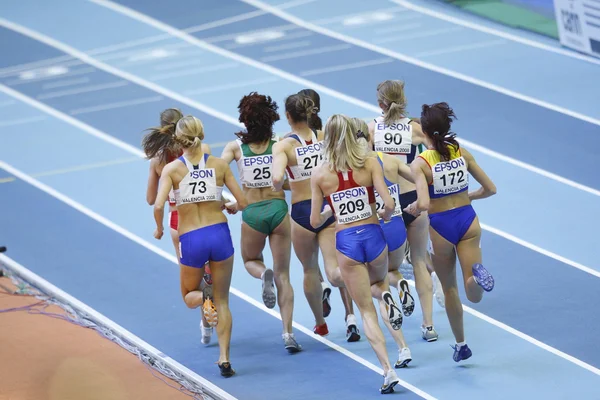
(418, 145, 468, 199)
(373, 116, 417, 164)
(374, 152, 402, 219)
(176, 153, 223, 206)
(326, 170, 376, 225)
(167, 150, 183, 206)
(285, 130, 324, 182)
(236, 137, 277, 188)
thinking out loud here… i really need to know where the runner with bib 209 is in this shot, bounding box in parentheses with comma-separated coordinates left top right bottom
(368, 80, 439, 343)
(405, 102, 496, 363)
(310, 114, 403, 394)
(221, 92, 300, 353)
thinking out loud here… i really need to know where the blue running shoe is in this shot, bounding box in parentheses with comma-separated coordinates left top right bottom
(472, 263, 494, 292)
(452, 344, 472, 362)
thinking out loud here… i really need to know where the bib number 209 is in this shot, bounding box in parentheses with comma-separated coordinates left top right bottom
(339, 199, 365, 215)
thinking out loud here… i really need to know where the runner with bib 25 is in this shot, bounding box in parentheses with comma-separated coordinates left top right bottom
(405, 102, 496, 363)
(310, 114, 403, 394)
(221, 92, 300, 353)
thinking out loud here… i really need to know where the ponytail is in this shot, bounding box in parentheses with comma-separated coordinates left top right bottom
(420, 103, 459, 162)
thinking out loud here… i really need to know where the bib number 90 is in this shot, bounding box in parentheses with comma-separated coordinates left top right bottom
(384, 132, 403, 146)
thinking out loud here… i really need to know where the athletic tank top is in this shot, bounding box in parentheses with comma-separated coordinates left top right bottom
(285, 130, 324, 182)
(373, 116, 417, 164)
(236, 138, 277, 188)
(374, 152, 402, 219)
(176, 153, 223, 206)
(167, 150, 183, 206)
(418, 145, 468, 199)
(326, 170, 376, 225)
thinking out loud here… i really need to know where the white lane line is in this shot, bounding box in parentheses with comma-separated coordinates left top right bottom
(414, 39, 507, 58)
(389, 0, 600, 66)
(33, 157, 141, 177)
(263, 40, 311, 52)
(42, 77, 91, 90)
(373, 27, 465, 44)
(37, 81, 129, 100)
(4, 66, 96, 86)
(149, 63, 239, 81)
(184, 77, 280, 95)
(78, 3, 600, 199)
(238, 0, 600, 128)
(0, 115, 47, 128)
(2, 17, 599, 278)
(69, 96, 163, 115)
(300, 58, 395, 76)
(260, 43, 351, 62)
(0, 254, 238, 400)
(0, 161, 437, 400)
(2, 84, 599, 381)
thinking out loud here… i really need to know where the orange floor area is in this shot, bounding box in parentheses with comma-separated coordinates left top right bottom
(0, 276, 198, 400)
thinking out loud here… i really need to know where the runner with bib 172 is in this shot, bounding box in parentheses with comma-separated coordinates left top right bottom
(405, 102, 496, 363)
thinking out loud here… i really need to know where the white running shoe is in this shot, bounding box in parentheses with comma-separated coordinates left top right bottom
(200, 323, 213, 345)
(431, 272, 445, 308)
(380, 369, 400, 394)
(261, 269, 276, 309)
(421, 325, 439, 342)
(395, 347, 412, 368)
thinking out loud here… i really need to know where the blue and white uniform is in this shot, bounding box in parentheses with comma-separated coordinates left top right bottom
(374, 152, 407, 252)
(176, 153, 234, 268)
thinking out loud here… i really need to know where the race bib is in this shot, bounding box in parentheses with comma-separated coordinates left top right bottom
(432, 157, 468, 195)
(178, 168, 220, 204)
(330, 186, 373, 225)
(294, 141, 324, 179)
(374, 121, 412, 154)
(240, 154, 273, 188)
(375, 183, 402, 219)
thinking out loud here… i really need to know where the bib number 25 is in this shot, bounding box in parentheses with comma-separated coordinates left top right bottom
(253, 167, 271, 180)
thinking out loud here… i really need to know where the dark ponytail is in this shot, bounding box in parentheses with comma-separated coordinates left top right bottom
(420, 102, 458, 162)
(235, 92, 280, 144)
(141, 108, 183, 164)
(298, 89, 322, 130)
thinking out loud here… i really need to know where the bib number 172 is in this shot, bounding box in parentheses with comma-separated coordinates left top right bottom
(440, 170, 465, 186)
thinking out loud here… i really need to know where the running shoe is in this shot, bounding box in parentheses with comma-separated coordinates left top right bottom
(346, 314, 361, 342)
(202, 283, 218, 327)
(282, 332, 302, 354)
(421, 325, 438, 342)
(397, 279, 415, 317)
(200, 323, 213, 345)
(218, 362, 235, 378)
(452, 344, 472, 362)
(321, 281, 332, 318)
(472, 263, 495, 292)
(404, 244, 412, 265)
(431, 272, 445, 308)
(313, 323, 329, 336)
(203, 263, 213, 285)
(382, 291, 403, 330)
(380, 369, 400, 394)
(261, 268, 276, 309)
(395, 347, 412, 369)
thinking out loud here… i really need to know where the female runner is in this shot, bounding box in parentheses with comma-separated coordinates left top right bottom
(352, 117, 414, 367)
(406, 102, 496, 362)
(221, 92, 300, 353)
(272, 94, 333, 336)
(368, 80, 438, 342)
(299, 88, 360, 342)
(310, 114, 402, 393)
(153, 116, 247, 376)
(142, 108, 216, 345)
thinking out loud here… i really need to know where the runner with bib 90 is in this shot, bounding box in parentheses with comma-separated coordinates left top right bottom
(368, 80, 439, 342)
(221, 92, 300, 353)
(310, 114, 403, 394)
(406, 102, 496, 362)
(153, 116, 247, 377)
(352, 117, 414, 368)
